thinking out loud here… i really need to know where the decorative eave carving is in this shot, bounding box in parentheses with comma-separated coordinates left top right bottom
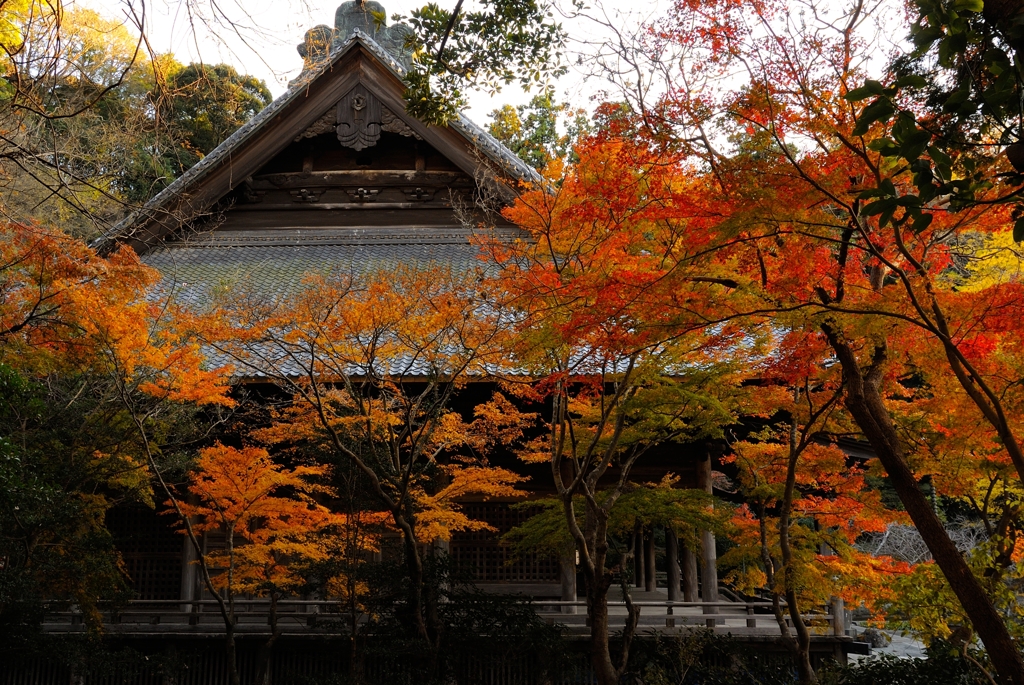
(336, 85, 382, 150)
(381, 107, 421, 139)
(91, 3, 539, 257)
(295, 111, 337, 141)
(295, 87, 421, 148)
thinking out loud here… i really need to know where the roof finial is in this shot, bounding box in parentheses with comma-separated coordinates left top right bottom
(296, 1, 414, 73)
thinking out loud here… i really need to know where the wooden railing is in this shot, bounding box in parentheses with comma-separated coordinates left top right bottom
(528, 599, 848, 636)
(41, 597, 849, 638)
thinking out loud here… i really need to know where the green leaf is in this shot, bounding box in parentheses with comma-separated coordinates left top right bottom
(952, 0, 983, 12)
(863, 197, 898, 216)
(1014, 218, 1024, 243)
(896, 195, 923, 208)
(899, 128, 933, 161)
(857, 187, 887, 200)
(845, 86, 875, 102)
(911, 25, 944, 49)
(864, 79, 886, 95)
(912, 213, 934, 234)
(867, 138, 900, 155)
(984, 48, 1012, 75)
(846, 80, 888, 102)
(942, 83, 972, 112)
(938, 33, 969, 67)
(894, 74, 927, 89)
(853, 98, 896, 136)
(928, 145, 952, 170)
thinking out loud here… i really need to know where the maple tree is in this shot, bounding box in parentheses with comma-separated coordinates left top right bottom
(720, 332, 908, 684)
(0, 220, 234, 647)
(174, 443, 342, 685)
(0, 222, 149, 355)
(480, 138, 757, 685)
(193, 264, 530, 648)
(557, 0, 1024, 678)
(0, 224, 253, 679)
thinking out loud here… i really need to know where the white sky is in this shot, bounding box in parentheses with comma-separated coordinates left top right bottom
(82, 0, 664, 123)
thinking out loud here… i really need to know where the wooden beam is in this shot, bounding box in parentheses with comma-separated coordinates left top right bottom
(250, 170, 473, 189)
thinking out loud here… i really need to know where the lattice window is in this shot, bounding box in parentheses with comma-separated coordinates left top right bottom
(450, 503, 559, 582)
(106, 506, 183, 600)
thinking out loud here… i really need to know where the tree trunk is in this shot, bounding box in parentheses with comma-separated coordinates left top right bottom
(225, 622, 240, 685)
(781, 419, 816, 685)
(560, 551, 578, 614)
(577, 515, 639, 685)
(395, 511, 430, 643)
(634, 534, 644, 588)
(348, 575, 364, 684)
(255, 594, 282, 685)
(587, 577, 620, 685)
(825, 329, 1024, 685)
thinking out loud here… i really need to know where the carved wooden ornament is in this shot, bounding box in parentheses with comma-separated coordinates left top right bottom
(336, 85, 381, 150)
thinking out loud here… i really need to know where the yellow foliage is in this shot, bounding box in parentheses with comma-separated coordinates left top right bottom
(413, 466, 526, 542)
(177, 443, 342, 595)
(943, 229, 1024, 293)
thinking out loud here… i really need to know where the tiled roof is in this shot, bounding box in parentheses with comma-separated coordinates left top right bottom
(145, 229, 491, 310)
(146, 230, 650, 381)
(146, 228, 504, 379)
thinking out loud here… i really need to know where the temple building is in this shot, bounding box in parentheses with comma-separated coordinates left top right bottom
(5, 9, 862, 681)
(87, 0, 726, 612)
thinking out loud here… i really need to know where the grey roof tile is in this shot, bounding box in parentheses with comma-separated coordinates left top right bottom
(146, 239, 487, 310)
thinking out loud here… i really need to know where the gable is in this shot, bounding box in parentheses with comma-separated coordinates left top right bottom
(211, 97, 478, 235)
(93, 22, 536, 258)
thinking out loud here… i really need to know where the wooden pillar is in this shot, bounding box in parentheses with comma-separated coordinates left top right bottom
(697, 453, 718, 626)
(831, 596, 845, 636)
(681, 544, 699, 602)
(644, 528, 657, 591)
(634, 534, 644, 588)
(666, 528, 681, 602)
(179, 530, 198, 613)
(560, 551, 577, 614)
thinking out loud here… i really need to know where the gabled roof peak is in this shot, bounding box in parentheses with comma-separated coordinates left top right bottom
(91, 16, 539, 256)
